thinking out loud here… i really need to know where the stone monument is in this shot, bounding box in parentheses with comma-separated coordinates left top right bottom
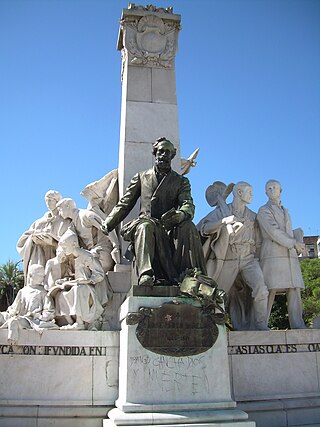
(2, 4, 320, 427)
(104, 295, 254, 427)
(116, 4, 181, 214)
(102, 5, 255, 427)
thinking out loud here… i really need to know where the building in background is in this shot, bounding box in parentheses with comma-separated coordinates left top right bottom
(303, 235, 320, 258)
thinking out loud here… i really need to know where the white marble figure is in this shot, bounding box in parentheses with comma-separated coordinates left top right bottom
(80, 169, 119, 218)
(0, 264, 57, 344)
(180, 148, 199, 175)
(56, 198, 115, 272)
(80, 170, 121, 264)
(16, 190, 71, 280)
(198, 181, 269, 330)
(48, 230, 109, 330)
(257, 179, 306, 329)
(44, 246, 75, 291)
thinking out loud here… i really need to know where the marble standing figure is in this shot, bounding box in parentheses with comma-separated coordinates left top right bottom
(257, 179, 306, 329)
(198, 182, 269, 330)
(16, 190, 70, 280)
(101, 137, 206, 287)
(0, 264, 57, 344)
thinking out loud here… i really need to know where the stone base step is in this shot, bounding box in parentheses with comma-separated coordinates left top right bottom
(104, 407, 255, 427)
(0, 404, 110, 427)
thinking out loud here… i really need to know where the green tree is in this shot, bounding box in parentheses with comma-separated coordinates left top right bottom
(300, 258, 320, 327)
(268, 294, 290, 330)
(0, 260, 24, 310)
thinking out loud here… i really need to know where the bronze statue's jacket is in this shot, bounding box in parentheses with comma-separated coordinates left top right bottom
(105, 167, 195, 232)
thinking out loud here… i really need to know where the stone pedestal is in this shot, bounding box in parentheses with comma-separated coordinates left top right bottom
(104, 296, 255, 427)
(228, 330, 320, 426)
(117, 5, 182, 208)
(0, 329, 119, 427)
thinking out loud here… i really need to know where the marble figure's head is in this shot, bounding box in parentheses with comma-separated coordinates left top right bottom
(233, 181, 253, 204)
(45, 190, 62, 211)
(56, 198, 76, 219)
(56, 246, 67, 263)
(58, 230, 79, 256)
(27, 264, 45, 287)
(265, 179, 282, 201)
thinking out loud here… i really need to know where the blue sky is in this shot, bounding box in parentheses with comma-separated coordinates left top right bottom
(1, 0, 319, 265)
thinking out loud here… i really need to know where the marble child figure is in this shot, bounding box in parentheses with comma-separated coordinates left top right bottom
(198, 181, 269, 330)
(101, 137, 206, 287)
(257, 179, 306, 329)
(0, 264, 57, 344)
(48, 230, 108, 330)
(56, 197, 115, 272)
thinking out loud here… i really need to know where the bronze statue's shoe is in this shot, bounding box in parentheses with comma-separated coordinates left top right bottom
(139, 274, 154, 287)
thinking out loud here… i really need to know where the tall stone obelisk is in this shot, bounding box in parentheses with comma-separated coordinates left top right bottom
(117, 4, 181, 201)
(104, 6, 256, 427)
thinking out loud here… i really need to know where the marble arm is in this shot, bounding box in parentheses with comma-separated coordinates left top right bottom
(257, 208, 296, 249)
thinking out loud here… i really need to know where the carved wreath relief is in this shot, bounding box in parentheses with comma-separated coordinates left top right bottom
(121, 14, 180, 68)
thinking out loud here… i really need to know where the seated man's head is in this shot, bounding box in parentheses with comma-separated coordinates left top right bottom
(45, 190, 62, 212)
(28, 264, 45, 287)
(152, 137, 177, 172)
(233, 181, 253, 205)
(56, 198, 76, 219)
(265, 179, 282, 202)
